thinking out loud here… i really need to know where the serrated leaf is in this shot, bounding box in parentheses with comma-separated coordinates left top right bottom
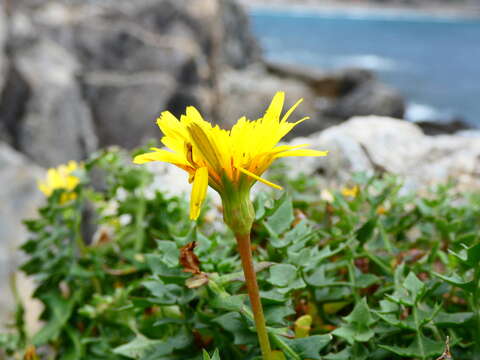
(403, 272, 425, 303)
(32, 292, 76, 345)
(268, 264, 298, 287)
(113, 335, 164, 359)
(156, 240, 179, 267)
(356, 218, 377, 244)
(380, 334, 444, 359)
(213, 312, 256, 345)
(203, 349, 221, 360)
(332, 299, 375, 344)
(283, 335, 332, 360)
(265, 194, 294, 235)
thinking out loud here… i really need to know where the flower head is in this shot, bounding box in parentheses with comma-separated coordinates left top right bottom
(134, 92, 328, 221)
(341, 185, 359, 198)
(38, 161, 80, 202)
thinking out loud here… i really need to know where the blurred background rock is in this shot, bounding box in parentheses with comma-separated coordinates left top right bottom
(0, 0, 479, 333)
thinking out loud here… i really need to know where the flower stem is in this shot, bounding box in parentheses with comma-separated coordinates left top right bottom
(235, 232, 272, 360)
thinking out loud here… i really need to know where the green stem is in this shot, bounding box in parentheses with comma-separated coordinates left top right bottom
(134, 196, 146, 252)
(74, 209, 87, 256)
(412, 306, 426, 360)
(236, 233, 272, 360)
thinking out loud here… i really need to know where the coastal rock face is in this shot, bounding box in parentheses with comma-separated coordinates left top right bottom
(288, 116, 480, 190)
(0, 142, 43, 332)
(5, 0, 260, 150)
(218, 66, 321, 135)
(320, 78, 405, 120)
(11, 39, 98, 167)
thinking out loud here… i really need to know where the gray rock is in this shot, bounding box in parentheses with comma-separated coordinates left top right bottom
(288, 116, 480, 190)
(0, 2, 7, 87)
(321, 79, 405, 120)
(82, 71, 213, 148)
(218, 66, 322, 136)
(416, 117, 472, 135)
(221, 0, 261, 69)
(0, 142, 43, 333)
(10, 39, 97, 167)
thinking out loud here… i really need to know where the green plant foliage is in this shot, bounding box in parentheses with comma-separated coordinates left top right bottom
(2, 149, 480, 360)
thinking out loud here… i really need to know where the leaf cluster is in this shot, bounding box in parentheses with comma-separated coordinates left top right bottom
(1, 150, 480, 360)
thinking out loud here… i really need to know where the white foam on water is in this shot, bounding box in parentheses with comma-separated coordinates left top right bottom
(405, 102, 444, 122)
(336, 54, 398, 71)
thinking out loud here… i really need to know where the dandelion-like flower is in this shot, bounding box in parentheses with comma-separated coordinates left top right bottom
(134, 91, 327, 225)
(134, 92, 328, 360)
(38, 161, 80, 202)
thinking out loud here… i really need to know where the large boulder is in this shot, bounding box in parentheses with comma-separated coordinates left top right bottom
(288, 116, 480, 190)
(0, 142, 43, 333)
(7, 39, 98, 167)
(218, 66, 327, 136)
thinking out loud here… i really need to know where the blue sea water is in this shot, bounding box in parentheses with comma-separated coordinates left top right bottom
(249, 8, 480, 125)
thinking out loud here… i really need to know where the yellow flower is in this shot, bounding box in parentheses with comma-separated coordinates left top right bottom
(38, 161, 80, 202)
(134, 92, 328, 221)
(341, 185, 359, 198)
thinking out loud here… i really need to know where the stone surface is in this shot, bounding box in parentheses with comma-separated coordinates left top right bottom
(12, 39, 98, 167)
(287, 116, 480, 190)
(218, 66, 326, 136)
(0, 142, 43, 333)
(320, 78, 405, 120)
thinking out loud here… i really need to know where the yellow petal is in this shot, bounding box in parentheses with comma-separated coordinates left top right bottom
(133, 149, 187, 165)
(190, 167, 209, 220)
(186, 122, 222, 171)
(263, 91, 285, 124)
(281, 98, 303, 123)
(237, 166, 282, 190)
(275, 149, 329, 158)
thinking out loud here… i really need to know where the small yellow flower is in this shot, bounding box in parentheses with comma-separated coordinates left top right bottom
(376, 205, 388, 215)
(38, 161, 80, 202)
(294, 314, 312, 338)
(341, 185, 359, 198)
(134, 92, 328, 221)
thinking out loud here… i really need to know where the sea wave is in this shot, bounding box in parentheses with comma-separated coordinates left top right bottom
(405, 103, 446, 122)
(336, 54, 398, 71)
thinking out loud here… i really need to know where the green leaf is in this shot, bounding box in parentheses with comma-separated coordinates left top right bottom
(323, 347, 351, 360)
(203, 349, 221, 360)
(210, 294, 246, 312)
(268, 264, 298, 287)
(145, 254, 189, 280)
(332, 299, 375, 345)
(143, 280, 195, 305)
(156, 240, 179, 267)
(403, 272, 425, 303)
(433, 273, 476, 293)
(213, 312, 256, 345)
(380, 334, 444, 359)
(264, 304, 295, 326)
(32, 292, 76, 345)
(356, 218, 377, 244)
(283, 335, 332, 360)
(434, 311, 474, 326)
(113, 334, 164, 359)
(265, 194, 294, 235)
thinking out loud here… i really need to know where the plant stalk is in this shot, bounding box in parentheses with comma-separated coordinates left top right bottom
(236, 232, 272, 360)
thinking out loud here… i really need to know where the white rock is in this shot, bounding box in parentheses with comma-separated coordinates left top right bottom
(287, 116, 480, 190)
(0, 143, 44, 333)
